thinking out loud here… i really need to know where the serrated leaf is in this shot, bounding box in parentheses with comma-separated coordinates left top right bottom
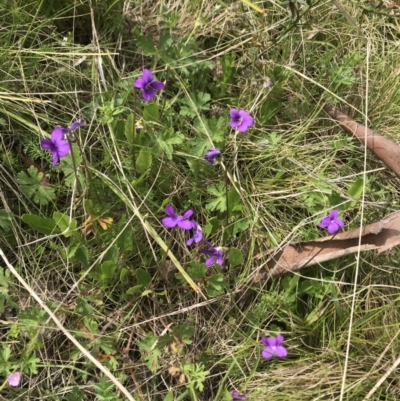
(136, 268, 152, 287)
(188, 262, 207, 280)
(227, 248, 244, 267)
(165, 132, 184, 145)
(180, 92, 211, 118)
(156, 130, 184, 160)
(206, 183, 226, 212)
(179, 106, 197, 118)
(196, 92, 211, 109)
(22, 214, 57, 235)
(137, 147, 152, 173)
(145, 347, 161, 372)
(17, 166, 56, 205)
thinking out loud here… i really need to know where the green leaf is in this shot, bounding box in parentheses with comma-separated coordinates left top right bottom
(227, 188, 242, 214)
(143, 103, 159, 123)
(59, 144, 85, 189)
(66, 387, 85, 401)
(0, 268, 9, 288)
(155, 129, 184, 160)
(126, 285, 143, 295)
(188, 262, 207, 280)
(136, 34, 156, 55)
(206, 274, 226, 297)
(2, 344, 11, 362)
(180, 92, 211, 118)
(53, 212, 78, 238)
(163, 391, 174, 401)
(203, 217, 220, 237)
(207, 274, 226, 291)
(145, 347, 161, 372)
(120, 267, 129, 282)
(74, 245, 89, 268)
(116, 224, 134, 252)
(75, 298, 93, 317)
(206, 183, 226, 212)
(83, 316, 98, 334)
(101, 261, 115, 280)
(17, 166, 56, 205)
(0, 210, 12, 235)
(348, 177, 365, 198)
(104, 246, 119, 264)
(22, 214, 57, 235)
(136, 268, 152, 287)
(67, 241, 81, 258)
(125, 113, 135, 146)
(137, 147, 153, 173)
(227, 248, 244, 267)
(232, 219, 250, 236)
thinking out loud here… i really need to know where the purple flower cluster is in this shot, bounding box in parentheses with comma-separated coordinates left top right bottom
(41, 120, 83, 166)
(161, 205, 223, 267)
(202, 109, 254, 165)
(133, 69, 255, 167)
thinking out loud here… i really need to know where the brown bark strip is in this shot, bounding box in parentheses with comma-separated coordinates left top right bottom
(257, 211, 400, 277)
(323, 105, 400, 178)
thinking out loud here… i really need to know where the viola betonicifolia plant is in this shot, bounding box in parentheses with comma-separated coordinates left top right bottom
(41, 120, 83, 166)
(33, 58, 354, 401)
(318, 209, 345, 235)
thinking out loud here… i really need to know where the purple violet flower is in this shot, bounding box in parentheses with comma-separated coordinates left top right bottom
(261, 334, 287, 359)
(186, 221, 203, 246)
(134, 69, 165, 101)
(41, 127, 71, 166)
(231, 390, 246, 400)
(318, 209, 344, 235)
(67, 120, 83, 132)
(204, 148, 221, 165)
(8, 371, 21, 387)
(229, 109, 254, 133)
(161, 205, 194, 230)
(202, 243, 224, 267)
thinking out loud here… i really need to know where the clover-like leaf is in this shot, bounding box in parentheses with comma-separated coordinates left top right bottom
(17, 166, 55, 205)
